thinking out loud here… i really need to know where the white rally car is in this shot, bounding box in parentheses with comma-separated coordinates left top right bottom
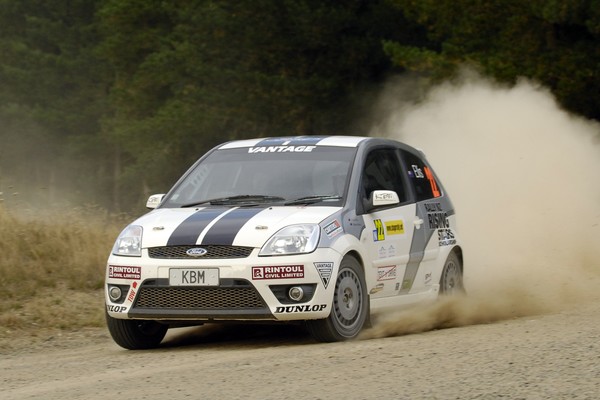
(105, 136, 464, 349)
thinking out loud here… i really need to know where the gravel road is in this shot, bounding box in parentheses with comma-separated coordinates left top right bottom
(2, 296, 599, 400)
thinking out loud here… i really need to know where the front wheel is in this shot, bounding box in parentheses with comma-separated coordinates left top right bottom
(306, 255, 368, 342)
(106, 311, 168, 350)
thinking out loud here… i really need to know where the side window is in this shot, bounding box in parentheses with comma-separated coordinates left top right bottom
(361, 148, 407, 203)
(400, 150, 441, 202)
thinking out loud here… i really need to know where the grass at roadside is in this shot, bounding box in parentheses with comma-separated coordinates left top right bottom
(0, 205, 127, 340)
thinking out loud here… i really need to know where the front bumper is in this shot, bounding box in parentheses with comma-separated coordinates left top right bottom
(105, 247, 341, 322)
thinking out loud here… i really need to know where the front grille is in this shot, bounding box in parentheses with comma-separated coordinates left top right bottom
(148, 245, 253, 259)
(134, 286, 266, 309)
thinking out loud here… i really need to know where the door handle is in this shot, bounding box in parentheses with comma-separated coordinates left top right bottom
(413, 218, 424, 229)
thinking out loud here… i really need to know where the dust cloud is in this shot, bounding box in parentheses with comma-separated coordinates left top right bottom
(363, 72, 600, 339)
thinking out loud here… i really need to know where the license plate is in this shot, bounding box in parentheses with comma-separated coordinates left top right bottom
(169, 268, 219, 286)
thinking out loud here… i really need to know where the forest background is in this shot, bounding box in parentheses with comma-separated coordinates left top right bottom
(2, 0, 599, 213)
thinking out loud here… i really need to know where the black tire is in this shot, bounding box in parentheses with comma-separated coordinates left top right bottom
(306, 255, 369, 342)
(439, 251, 465, 295)
(105, 311, 168, 350)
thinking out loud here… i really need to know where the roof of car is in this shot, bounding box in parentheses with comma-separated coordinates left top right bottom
(218, 136, 369, 149)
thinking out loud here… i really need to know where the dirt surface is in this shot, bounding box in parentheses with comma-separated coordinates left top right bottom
(2, 299, 600, 400)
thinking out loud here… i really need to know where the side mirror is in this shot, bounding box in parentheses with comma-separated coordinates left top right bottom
(146, 194, 165, 209)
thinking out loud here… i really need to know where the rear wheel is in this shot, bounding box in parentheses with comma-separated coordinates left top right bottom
(439, 251, 464, 295)
(106, 311, 168, 350)
(306, 255, 368, 342)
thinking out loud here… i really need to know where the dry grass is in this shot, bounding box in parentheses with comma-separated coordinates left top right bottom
(0, 205, 127, 338)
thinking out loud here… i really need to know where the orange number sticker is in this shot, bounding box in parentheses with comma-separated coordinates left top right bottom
(423, 166, 441, 198)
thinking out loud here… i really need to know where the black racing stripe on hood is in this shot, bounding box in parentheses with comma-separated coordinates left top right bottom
(167, 208, 229, 246)
(200, 207, 266, 245)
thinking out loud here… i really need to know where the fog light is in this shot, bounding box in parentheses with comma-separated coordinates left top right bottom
(109, 286, 122, 302)
(288, 286, 304, 302)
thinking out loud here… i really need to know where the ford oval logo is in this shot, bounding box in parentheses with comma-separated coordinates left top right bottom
(186, 247, 208, 257)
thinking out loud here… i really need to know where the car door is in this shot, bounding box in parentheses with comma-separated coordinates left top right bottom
(359, 148, 416, 298)
(398, 149, 449, 294)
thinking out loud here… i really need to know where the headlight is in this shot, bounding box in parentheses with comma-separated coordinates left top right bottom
(112, 225, 143, 257)
(259, 224, 320, 256)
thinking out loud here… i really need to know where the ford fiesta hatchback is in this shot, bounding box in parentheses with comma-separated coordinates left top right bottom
(105, 136, 464, 349)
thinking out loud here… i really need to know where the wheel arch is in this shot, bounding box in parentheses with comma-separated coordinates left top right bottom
(451, 245, 464, 272)
(341, 249, 370, 294)
(344, 249, 365, 269)
(330, 234, 368, 278)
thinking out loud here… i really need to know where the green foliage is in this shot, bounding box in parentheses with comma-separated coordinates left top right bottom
(385, 0, 600, 119)
(94, 0, 410, 208)
(0, 0, 113, 207)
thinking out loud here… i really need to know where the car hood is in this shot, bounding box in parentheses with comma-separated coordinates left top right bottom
(133, 206, 342, 248)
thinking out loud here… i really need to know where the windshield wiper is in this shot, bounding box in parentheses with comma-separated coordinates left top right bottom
(284, 195, 342, 206)
(182, 195, 285, 207)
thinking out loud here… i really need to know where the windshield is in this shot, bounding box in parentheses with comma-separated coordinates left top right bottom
(162, 146, 357, 207)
